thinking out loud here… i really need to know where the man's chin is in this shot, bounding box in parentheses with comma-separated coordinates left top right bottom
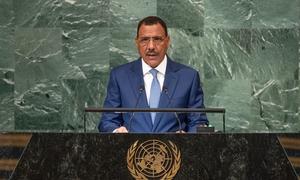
(144, 57, 161, 67)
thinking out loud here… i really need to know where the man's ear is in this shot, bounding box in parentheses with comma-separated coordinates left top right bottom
(166, 36, 170, 46)
(134, 37, 139, 47)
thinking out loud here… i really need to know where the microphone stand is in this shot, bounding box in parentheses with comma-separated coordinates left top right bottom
(163, 86, 183, 133)
(128, 85, 144, 132)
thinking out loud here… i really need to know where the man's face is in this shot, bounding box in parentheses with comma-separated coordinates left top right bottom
(135, 23, 170, 68)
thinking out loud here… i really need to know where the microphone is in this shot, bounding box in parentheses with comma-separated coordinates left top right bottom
(128, 85, 144, 132)
(163, 86, 183, 133)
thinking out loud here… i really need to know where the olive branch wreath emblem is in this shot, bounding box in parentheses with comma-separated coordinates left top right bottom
(127, 140, 181, 180)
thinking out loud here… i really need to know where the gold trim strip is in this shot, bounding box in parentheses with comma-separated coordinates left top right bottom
(0, 159, 18, 171)
(278, 137, 300, 150)
(0, 134, 31, 147)
(288, 156, 300, 168)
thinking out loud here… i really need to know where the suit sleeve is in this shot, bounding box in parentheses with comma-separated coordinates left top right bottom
(185, 71, 208, 132)
(98, 70, 123, 132)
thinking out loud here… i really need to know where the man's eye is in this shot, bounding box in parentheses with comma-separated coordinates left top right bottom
(140, 38, 150, 42)
(139, 37, 164, 45)
(153, 37, 163, 42)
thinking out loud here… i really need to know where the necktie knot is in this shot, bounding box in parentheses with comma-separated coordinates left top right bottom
(149, 69, 158, 78)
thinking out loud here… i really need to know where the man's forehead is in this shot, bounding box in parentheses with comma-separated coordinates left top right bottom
(138, 24, 166, 36)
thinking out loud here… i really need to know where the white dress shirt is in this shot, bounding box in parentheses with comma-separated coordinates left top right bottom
(142, 55, 167, 105)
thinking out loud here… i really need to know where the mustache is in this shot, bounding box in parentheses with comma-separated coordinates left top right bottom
(146, 50, 158, 56)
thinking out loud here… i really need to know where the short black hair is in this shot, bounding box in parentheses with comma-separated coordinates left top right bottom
(136, 16, 168, 37)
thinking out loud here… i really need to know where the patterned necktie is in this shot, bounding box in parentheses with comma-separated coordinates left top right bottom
(149, 69, 161, 124)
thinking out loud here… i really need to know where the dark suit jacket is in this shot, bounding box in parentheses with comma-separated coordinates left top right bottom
(98, 57, 208, 133)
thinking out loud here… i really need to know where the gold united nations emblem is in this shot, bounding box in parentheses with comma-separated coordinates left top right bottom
(127, 139, 181, 179)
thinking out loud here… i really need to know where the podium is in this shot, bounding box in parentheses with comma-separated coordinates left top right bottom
(11, 133, 297, 179)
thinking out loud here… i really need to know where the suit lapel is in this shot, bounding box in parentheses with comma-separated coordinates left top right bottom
(128, 60, 144, 99)
(152, 58, 179, 132)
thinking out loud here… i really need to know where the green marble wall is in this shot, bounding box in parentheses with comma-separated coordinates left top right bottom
(0, 0, 299, 132)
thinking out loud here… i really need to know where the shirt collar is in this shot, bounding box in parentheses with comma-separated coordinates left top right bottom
(142, 55, 167, 76)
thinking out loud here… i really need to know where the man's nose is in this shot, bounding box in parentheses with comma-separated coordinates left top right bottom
(147, 39, 155, 50)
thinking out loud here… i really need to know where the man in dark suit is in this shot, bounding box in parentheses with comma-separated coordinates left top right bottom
(99, 16, 208, 133)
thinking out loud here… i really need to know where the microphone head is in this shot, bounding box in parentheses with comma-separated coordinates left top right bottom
(139, 85, 145, 91)
(163, 86, 168, 93)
